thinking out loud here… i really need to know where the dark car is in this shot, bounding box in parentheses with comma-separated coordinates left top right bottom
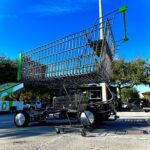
(140, 99, 150, 112)
(127, 98, 147, 111)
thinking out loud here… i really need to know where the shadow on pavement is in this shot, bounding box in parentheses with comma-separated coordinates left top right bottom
(0, 113, 150, 139)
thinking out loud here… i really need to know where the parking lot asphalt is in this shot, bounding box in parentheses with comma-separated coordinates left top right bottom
(0, 112, 150, 150)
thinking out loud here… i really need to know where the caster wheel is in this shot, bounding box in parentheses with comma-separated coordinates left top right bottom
(81, 129, 86, 137)
(61, 128, 65, 133)
(55, 128, 60, 134)
(115, 115, 119, 120)
(88, 127, 93, 132)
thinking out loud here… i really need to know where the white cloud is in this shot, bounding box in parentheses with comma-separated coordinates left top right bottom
(26, 0, 98, 14)
(30, 0, 112, 14)
(27, 5, 81, 14)
(77, 0, 110, 4)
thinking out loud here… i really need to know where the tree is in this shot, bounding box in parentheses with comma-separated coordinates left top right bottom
(0, 56, 17, 84)
(111, 58, 150, 100)
(0, 55, 52, 102)
(4, 85, 52, 102)
(121, 88, 139, 102)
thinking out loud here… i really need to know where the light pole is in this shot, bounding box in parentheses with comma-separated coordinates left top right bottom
(99, 0, 103, 40)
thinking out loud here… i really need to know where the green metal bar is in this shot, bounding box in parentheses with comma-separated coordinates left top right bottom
(119, 5, 128, 13)
(119, 5, 128, 42)
(0, 83, 24, 98)
(123, 11, 128, 41)
(17, 53, 22, 81)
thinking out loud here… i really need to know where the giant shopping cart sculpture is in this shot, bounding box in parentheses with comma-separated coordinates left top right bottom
(15, 6, 128, 135)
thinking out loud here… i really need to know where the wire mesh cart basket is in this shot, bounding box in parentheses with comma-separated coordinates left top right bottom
(14, 6, 128, 136)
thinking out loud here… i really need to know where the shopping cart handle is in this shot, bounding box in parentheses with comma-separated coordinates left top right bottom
(119, 6, 129, 42)
(119, 6, 128, 12)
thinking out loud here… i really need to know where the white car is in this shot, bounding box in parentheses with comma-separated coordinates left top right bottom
(24, 101, 42, 110)
(122, 103, 128, 108)
(31, 101, 42, 109)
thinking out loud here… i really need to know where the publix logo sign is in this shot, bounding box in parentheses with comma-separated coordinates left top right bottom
(2, 102, 7, 110)
(0, 101, 9, 111)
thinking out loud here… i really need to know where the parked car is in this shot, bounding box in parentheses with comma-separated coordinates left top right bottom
(122, 103, 128, 108)
(31, 101, 42, 109)
(140, 100, 150, 112)
(24, 101, 45, 110)
(23, 103, 31, 110)
(127, 98, 146, 111)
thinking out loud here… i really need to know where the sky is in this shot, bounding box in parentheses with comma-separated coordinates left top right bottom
(0, 0, 149, 93)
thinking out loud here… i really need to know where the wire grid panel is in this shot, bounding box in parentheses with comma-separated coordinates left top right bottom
(22, 19, 115, 86)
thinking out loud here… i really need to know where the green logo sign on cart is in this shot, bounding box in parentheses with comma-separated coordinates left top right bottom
(2, 102, 7, 111)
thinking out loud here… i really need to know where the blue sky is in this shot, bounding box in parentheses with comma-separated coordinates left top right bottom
(0, 0, 149, 93)
(0, 0, 150, 61)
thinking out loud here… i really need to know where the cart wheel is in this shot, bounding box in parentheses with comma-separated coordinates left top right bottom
(114, 115, 119, 120)
(14, 111, 30, 127)
(55, 128, 61, 134)
(61, 128, 65, 133)
(88, 127, 93, 132)
(81, 129, 86, 137)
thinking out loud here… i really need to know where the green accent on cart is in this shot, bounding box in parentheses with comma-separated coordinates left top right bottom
(119, 6, 128, 12)
(17, 53, 22, 81)
(0, 83, 24, 98)
(119, 5, 129, 42)
(9, 101, 14, 107)
(2, 102, 7, 110)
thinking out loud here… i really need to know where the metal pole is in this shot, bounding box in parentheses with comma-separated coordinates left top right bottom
(99, 0, 103, 40)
